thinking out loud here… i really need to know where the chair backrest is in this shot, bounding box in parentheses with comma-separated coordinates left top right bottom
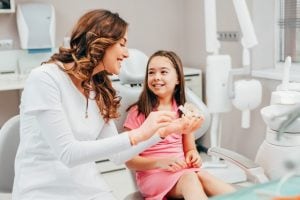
(0, 115, 20, 193)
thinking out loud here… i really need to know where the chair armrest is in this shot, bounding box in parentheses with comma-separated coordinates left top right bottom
(208, 147, 269, 183)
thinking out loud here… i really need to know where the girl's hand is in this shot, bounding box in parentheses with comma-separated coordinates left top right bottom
(159, 115, 204, 137)
(185, 149, 202, 168)
(155, 157, 187, 172)
(158, 117, 190, 138)
(181, 115, 204, 135)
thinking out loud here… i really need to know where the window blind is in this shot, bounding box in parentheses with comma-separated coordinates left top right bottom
(278, 0, 300, 62)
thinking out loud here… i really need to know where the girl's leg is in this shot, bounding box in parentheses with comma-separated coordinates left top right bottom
(167, 172, 208, 200)
(196, 170, 236, 197)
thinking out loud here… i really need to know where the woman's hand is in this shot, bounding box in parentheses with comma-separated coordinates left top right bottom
(158, 115, 204, 138)
(128, 111, 176, 145)
(155, 157, 187, 172)
(185, 149, 202, 168)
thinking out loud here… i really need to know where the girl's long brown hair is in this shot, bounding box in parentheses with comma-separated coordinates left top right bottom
(47, 9, 128, 121)
(127, 50, 186, 117)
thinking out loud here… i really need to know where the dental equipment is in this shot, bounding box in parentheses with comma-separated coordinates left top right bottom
(204, 0, 262, 183)
(256, 56, 300, 180)
(205, 0, 261, 154)
(228, 0, 262, 129)
(204, 0, 232, 165)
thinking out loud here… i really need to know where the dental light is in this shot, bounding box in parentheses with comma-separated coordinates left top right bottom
(229, 0, 262, 129)
(204, 0, 262, 183)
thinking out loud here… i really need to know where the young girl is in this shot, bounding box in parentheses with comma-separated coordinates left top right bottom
(123, 50, 236, 200)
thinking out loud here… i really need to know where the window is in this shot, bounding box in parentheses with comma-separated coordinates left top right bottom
(278, 0, 300, 62)
(0, 0, 15, 13)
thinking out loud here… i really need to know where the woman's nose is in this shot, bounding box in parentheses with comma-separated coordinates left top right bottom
(123, 48, 129, 58)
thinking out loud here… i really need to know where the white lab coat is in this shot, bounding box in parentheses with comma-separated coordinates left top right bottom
(12, 64, 161, 200)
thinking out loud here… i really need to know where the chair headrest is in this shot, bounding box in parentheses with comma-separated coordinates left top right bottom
(119, 49, 148, 85)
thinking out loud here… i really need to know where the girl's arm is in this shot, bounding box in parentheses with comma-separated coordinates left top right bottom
(182, 132, 197, 153)
(124, 127, 188, 172)
(126, 154, 188, 172)
(126, 156, 159, 171)
(183, 133, 202, 168)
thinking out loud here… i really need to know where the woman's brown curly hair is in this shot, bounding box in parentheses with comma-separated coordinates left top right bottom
(47, 9, 128, 122)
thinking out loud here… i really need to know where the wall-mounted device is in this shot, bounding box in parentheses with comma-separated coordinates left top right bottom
(16, 3, 55, 50)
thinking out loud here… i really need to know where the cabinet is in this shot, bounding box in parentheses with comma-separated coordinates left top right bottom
(183, 67, 202, 99)
(96, 160, 136, 199)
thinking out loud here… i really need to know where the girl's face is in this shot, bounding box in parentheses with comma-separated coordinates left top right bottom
(94, 30, 129, 75)
(147, 56, 179, 100)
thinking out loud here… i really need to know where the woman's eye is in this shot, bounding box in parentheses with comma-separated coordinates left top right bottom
(161, 71, 168, 74)
(148, 71, 154, 75)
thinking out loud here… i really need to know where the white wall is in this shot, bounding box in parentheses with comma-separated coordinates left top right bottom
(0, 0, 186, 56)
(0, 0, 187, 125)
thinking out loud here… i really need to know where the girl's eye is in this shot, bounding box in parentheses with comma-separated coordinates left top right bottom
(161, 70, 168, 74)
(120, 43, 125, 47)
(148, 71, 154, 75)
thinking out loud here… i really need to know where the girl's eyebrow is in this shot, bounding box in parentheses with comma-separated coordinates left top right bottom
(160, 66, 170, 70)
(148, 66, 170, 70)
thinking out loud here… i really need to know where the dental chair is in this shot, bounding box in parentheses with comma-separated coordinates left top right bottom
(0, 115, 20, 194)
(112, 49, 211, 199)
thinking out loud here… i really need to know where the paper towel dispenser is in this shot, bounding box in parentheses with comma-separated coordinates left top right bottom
(16, 3, 55, 50)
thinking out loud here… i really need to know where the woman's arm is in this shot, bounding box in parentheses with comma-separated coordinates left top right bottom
(36, 109, 133, 167)
(25, 68, 177, 168)
(36, 109, 176, 167)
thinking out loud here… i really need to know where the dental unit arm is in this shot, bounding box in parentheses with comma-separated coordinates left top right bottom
(227, 0, 258, 98)
(208, 147, 269, 184)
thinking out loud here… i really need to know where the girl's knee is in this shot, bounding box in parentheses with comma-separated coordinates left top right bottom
(179, 172, 201, 184)
(197, 170, 212, 180)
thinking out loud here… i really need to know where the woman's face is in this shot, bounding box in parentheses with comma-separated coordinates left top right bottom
(147, 56, 179, 100)
(99, 30, 129, 75)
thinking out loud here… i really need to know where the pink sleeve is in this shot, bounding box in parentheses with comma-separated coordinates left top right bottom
(123, 106, 145, 130)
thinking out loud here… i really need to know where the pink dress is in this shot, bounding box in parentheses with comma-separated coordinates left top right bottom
(123, 101, 200, 200)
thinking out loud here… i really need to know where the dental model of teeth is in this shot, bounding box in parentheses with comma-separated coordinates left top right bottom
(178, 102, 203, 118)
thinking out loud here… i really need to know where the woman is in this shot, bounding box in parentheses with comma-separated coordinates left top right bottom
(12, 9, 191, 200)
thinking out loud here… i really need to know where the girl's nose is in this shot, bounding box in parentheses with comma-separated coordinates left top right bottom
(154, 73, 161, 80)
